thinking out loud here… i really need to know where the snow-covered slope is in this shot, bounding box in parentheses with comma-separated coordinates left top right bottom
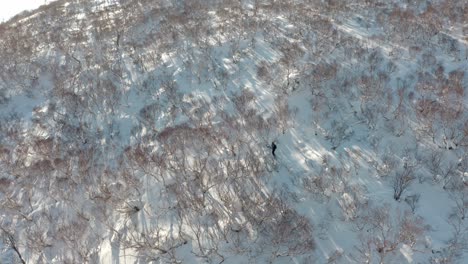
(0, 0, 467, 263)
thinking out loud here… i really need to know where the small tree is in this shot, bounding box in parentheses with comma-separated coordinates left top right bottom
(353, 204, 427, 263)
(404, 194, 420, 213)
(0, 227, 26, 264)
(393, 166, 416, 201)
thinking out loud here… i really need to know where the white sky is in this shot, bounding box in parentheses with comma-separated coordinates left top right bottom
(0, 0, 54, 22)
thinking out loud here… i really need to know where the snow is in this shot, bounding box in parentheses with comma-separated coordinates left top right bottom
(0, 0, 55, 22)
(0, 0, 467, 263)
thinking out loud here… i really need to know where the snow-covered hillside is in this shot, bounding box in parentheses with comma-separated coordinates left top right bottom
(0, 0, 467, 263)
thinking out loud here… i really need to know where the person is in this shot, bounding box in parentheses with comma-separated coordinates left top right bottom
(271, 141, 277, 158)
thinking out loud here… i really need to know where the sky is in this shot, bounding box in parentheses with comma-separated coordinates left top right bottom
(0, 0, 53, 22)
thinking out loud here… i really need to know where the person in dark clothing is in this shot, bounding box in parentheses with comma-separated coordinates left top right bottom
(271, 141, 277, 158)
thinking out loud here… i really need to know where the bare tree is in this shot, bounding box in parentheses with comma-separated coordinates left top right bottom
(404, 194, 420, 213)
(393, 165, 416, 201)
(1, 227, 26, 264)
(354, 204, 427, 263)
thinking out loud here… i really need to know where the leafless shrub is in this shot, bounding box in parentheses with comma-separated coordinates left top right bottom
(274, 96, 292, 134)
(404, 194, 420, 213)
(122, 225, 186, 263)
(327, 248, 344, 263)
(426, 150, 443, 178)
(393, 165, 416, 201)
(256, 60, 271, 83)
(360, 102, 380, 130)
(432, 211, 468, 264)
(279, 42, 304, 90)
(338, 184, 368, 222)
(439, 162, 458, 190)
(377, 153, 399, 178)
(313, 62, 338, 83)
(449, 188, 468, 221)
(409, 45, 422, 58)
(303, 174, 330, 200)
(325, 120, 352, 149)
(0, 227, 26, 264)
(250, 194, 315, 258)
(233, 88, 256, 116)
(354, 204, 427, 263)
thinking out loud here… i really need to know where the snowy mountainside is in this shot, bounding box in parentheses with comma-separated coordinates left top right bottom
(0, 0, 467, 263)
